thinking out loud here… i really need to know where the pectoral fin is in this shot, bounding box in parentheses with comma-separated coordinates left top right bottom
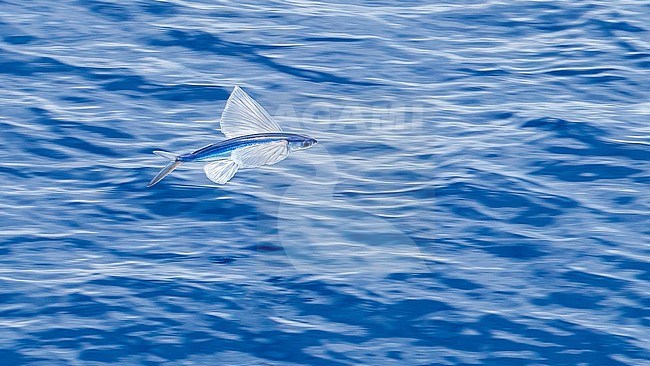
(232, 141, 289, 168)
(203, 160, 239, 184)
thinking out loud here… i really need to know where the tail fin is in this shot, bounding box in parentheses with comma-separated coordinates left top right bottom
(148, 160, 182, 187)
(148, 150, 182, 187)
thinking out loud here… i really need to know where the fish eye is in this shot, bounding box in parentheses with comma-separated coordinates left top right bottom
(302, 140, 311, 147)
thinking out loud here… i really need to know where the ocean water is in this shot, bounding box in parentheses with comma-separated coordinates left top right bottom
(1, 0, 649, 365)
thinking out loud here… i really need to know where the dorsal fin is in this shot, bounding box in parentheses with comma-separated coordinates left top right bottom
(219, 86, 283, 138)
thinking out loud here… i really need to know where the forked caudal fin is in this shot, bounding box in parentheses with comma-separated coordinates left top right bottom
(148, 150, 181, 187)
(148, 160, 182, 187)
(153, 150, 178, 160)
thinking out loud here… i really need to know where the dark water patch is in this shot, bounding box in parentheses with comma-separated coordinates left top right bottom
(2, 35, 36, 44)
(457, 67, 510, 77)
(523, 117, 650, 161)
(0, 20, 36, 44)
(449, 204, 494, 221)
(142, 188, 261, 221)
(613, 195, 635, 205)
(615, 39, 642, 54)
(0, 165, 32, 179)
(98, 74, 229, 101)
(234, 331, 343, 365)
(624, 52, 650, 60)
(618, 306, 649, 323)
(245, 243, 284, 252)
(79, 347, 130, 363)
(103, 246, 216, 263)
(149, 29, 380, 86)
(83, 123, 133, 139)
(545, 139, 650, 161)
(304, 37, 362, 43)
(140, 0, 178, 15)
(582, 75, 627, 84)
(588, 18, 646, 35)
(482, 111, 515, 120)
(510, 205, 562, 227)
(0, 349, 38, 365)
(86, 276, 223, 303)
(31, 327, 111, 345)
(101, 74, 149, 91)
(464, 227, 549, 259)
(438, 2, 593, 35)
(2, 293, 131, 317)
(23, 145, 71, 160)
(435, 180, 564, 217)
(0, 56, 77, 76)
(544, 67, 617, 77)
(531, 162, 641, 182)
(472, 315, 642, 365)
(294, 281, 454, 337)
(0, 51, 227, 104)
(633, 176, 650, 184)
(465, 236, 547, 259)
(612, 258, 650, 281)
(61, 95, 95, 104)
(150, 84, 229, 101)
(521, 117, 606, 136)
(94, 205, 142, 222)
(208, 256, 236, 264)
(29, 107, 134, 140)
(562, 270, 628, 291)
(48, 294, 133, 316)
(78, 0, 132, 21)
(438, 276, 481, 290)
(480, 241, 547, 259)
(435, 179, 569, 227)
(533, 291, 604, 309)
(53, 136, 118, 157)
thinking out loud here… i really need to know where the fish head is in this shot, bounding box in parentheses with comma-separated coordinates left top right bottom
(287, 134, 318, 151)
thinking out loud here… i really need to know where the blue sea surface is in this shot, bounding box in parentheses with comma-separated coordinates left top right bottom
(1, 1, 649, 365)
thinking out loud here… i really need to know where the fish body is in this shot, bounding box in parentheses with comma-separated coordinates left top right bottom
(148, 86, 317, 187)
(179, 133, 317, 163)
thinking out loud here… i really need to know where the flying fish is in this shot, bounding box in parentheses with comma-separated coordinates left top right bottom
(148, 86, 317, 187)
